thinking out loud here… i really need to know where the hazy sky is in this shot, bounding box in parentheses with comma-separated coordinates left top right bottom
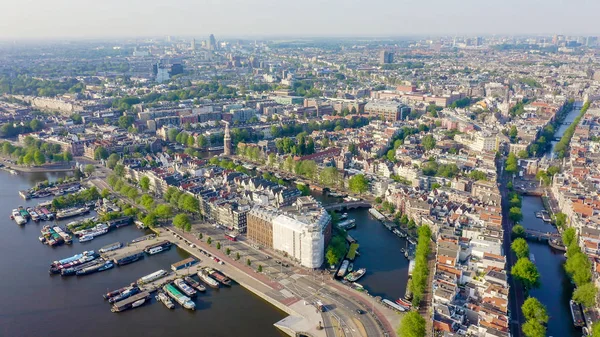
(1, 0, 598, 39)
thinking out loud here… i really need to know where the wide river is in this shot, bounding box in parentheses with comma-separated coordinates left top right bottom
(0, 171, 287, 337)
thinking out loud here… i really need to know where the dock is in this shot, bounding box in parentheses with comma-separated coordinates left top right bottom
(101, 237, 166, 260)
(112, 291, 151, 312)
(137, 265, 204, 293)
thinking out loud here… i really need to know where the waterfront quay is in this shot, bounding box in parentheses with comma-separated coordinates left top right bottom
(158, 226, 400, 337)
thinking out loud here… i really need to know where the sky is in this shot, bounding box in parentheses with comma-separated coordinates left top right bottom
(1, 0, 599, 39)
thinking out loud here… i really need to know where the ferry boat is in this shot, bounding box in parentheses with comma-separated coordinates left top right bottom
(163, 284, 195, 310)
(571, 300, 586, 327)
(174, 278, 197, 297)
(109, 287, 140, 304)
(156, 291, 175, 309)
(184, 276, 207, 292)
(137, 269, 168, 285)
(206, 268, 232, 286)
(198, 271, 219, 288)
(337, 260, 350, 277)
(99, 242, 122, 254)
(344, 268, 366, 282)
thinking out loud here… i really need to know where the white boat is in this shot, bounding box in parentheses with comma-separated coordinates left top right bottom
(345, 268, 366, 282)
(11, 209, 19, 218)
(174, 278, 197, 297)
(29, 210, 40, 221)
(14, 215, 26, 225)
(156, 292, 175, 309)
(337, 260, 350, 277)
(131, 299, 146, 308)
(198, 272, 219, 288)
(382, 298, 406, 312)
(138, 269, 168, 284)
(79, 234, 94, 242)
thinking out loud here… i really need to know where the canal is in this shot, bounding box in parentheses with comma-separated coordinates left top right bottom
(546, 104, 582, 159)
(313, 191, 410, 302)
(520, 195, 577, 336)
(0, 171, 286, 337)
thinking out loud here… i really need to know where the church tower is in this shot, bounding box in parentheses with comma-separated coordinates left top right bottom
(223, 122, 232, 156)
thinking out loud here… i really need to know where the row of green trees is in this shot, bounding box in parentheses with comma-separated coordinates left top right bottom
(554, 101, 591, 158)
(51, 186, 100, 210)
(408, 225, 431, 306)
(325, 213, 347, 267)
(274, 133, 316, 156)
(0, 119, 45, 138)
(1, 139, 72, 166)
(562, 228, 597, 307)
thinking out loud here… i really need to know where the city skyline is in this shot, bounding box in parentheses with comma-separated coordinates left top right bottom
(1, 0, 599, 39)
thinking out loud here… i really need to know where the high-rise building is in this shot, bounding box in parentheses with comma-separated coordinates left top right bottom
(379, 50, 393, 64)
(207, 34, 217, 51)
(223, 122, 231, 156)
(191, 38, 196, 51)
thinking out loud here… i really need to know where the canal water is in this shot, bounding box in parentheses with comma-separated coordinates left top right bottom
(0, 171, 286, 337)
(313, 191, 410, 302)
(546, 105, 582, 159)
(521, 196, 577, 336)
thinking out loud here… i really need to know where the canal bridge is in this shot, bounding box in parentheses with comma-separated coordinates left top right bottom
(324, 201, 371, 212)
(524, 229, 560, 242)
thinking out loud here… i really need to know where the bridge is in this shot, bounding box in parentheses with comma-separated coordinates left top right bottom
(524, 229, 560, 242)
(324, 201, 371, 212)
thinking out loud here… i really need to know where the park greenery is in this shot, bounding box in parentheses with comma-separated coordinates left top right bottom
(408, 225, 431, 306)
(468, 170, 488, 181)
(51, 186, 100, 210)
(396, 310, 426, 337)
(421, 160, 460, 178)
(348, 174, 369, 195)
(535, 166, 560, 186)
(173, 214, 192, 232)
(325, 212, 347, 266)
(0, 119, 46, 138)
(1, 138, 72, 166)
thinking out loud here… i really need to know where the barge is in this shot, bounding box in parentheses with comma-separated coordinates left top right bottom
(198, 271, 219, 288)
(109, 286, 140, 304)
(137, 269, 168, 285)
(99, 242, 123, 254)
(163, 284, 195, 310)
(205, 268, 231, 286)
(143, 240, 172, 255)
(113, 250, 145, 266)
(184, 276, 206, 292)
(55, 207, 89, 220)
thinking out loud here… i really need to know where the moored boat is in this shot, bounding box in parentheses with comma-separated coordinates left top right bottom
(104, 286, 130, 300)
(198, 271, 219, 288)
(344, 268, 366, 282)
(184, 276, 206, 292)
(137, 269, 168, 285)
(163, 284, 195, 310)
(109, 286, 140, 304)
(205, 268, 231, 286)
(174, 278, 197, 297)
(99, 242, 122, 253)
(571, 300, 586, 327)
(337, 260, 350, 277)
(156, 291, 175, 309)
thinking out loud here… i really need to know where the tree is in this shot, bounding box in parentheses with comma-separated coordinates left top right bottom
(196, 135, 207, 148)
(114, 164, 125, 177)
(207, 237, 212, 245)
(518, 150, 529, 159)
(511, 257, 541, 290)
(173, 214, 190, 230)
(554, 212, 567, 229)
(421, 135, 436, 151)
(511, 224, 526, 239)
(155, 204, 173, 221)
(565, 251, 592, 286)
(140, 176, 150, 192)
(505, 152, 519, 174)
(509, 207, 523, 222)
(297, 183, 310, 196)
(246, 258, 252, 266)
(33, 150, 45, 166)
(468, 170, 488, 181)
(511, 238, 530, 259)
(140, 194, 154, 209)
(168, 128, 179, 142)
(522, 297, 549, 324)
(101, 188, 110, 199)
(142, 212, 158, 228)
(348, 174, 369, 194)
(522, 319, 546, 337)
(216, 242, 221, 250)
(236, 252, 240, 260)
(319, 167, 340, 187)
(226, 248, 231, 255)
(396, 310, 426, 337)
(562, 227, 576, 247)
(257, 265, 263, 273)
(107, 153, 120, 169)
(573, 282, 597, 307)
(84, 164, 95, 176)
(509, 125, 518, 140)
(94, 146, 109, 160)
(387, 149, 396, 162)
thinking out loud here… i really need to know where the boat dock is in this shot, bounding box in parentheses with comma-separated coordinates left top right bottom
(111, 291, 151, 312)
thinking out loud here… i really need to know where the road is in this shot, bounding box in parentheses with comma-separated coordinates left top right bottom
(180, 221, 391, 337)
(498, 159, 522, 337)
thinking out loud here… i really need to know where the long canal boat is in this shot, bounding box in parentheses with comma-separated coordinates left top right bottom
(109, 287, 140, 304)
(137, 269, 168, 285)
(205, 267, 232, 286)
(571, 300, 586, 327)
(198, 271, 219, 288)
(55, 207, 89, 220)
(113, 251, 145, 266)
(174, 278, 197, 297)
(184, 276, 206, 292)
